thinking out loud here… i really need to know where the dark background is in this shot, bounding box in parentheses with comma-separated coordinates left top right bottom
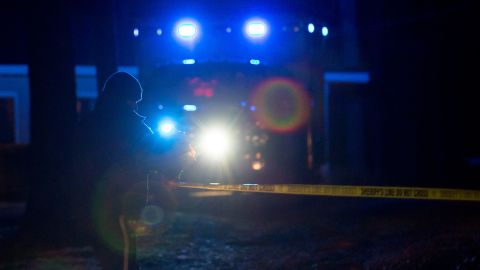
(0, 0, 478, 230)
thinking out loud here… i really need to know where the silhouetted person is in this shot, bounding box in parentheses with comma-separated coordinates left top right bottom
(71, 71, 153, 270)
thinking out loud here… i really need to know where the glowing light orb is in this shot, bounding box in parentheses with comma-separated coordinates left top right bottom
(244, 18, 269, 40)
(308, 23, 315, 33)
(161, 123, 174, 133)
(183, 104, 197, 111)
(250, 59, 261, 65)
(247, 22, 266, 36)
(177, 23, 197, 38)
(199, 127, 231, 160)
(252, 161, 264, 170)
(182, 59, 196, 65)
(174, 18, 201, 47)
(157, 119, 176, 137)
(322, 26, 329, 36)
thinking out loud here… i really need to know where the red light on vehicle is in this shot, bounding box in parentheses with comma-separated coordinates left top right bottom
(190, 77, 215, 97)
(204, 89, 213, 97)
(194, 87, 214, 97)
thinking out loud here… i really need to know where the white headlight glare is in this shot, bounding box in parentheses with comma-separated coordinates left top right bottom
(199, 127, 231, 160)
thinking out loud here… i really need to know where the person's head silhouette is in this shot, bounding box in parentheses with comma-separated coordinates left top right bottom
(95, 71, 143, 115)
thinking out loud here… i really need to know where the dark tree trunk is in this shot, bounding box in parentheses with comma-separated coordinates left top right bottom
(94, 0, 118, 93)
(23, 0, 77, 243)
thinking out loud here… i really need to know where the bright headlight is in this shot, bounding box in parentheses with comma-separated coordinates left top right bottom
(198, 127, 231, 160)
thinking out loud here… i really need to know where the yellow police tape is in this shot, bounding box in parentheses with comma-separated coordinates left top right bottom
(177, 183, 480, 202)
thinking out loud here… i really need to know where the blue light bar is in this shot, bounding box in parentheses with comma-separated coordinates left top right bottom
(174, 19, 201, 46)
(322, 26, 329, 36)
(178, 23, 197, 38)
(244, 18, 269, 40)
(250, 59, 260, 65)
(308, 23, 315, 33)
(183, 105, 197, 111)
(182, 59, 196, 65)
(247, 22, 267, 37)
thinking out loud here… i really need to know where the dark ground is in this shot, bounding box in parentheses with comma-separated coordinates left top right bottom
(1, 189, 480, 269)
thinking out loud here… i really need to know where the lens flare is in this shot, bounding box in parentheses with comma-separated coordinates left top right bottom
(92, 174, 125, 253)
(141, 205, 164, 225)
(250, 78, 311, 133)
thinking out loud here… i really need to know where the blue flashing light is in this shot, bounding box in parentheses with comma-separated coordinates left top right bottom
(250, 105, 256, 111)
(322, 26, 329, 36)
(308, 23, 315, 33)
(157, 120, 176, 137)
(247, 22, 266, 37)
(174, 19, 200, 46)
(133, 28, 139, 37)
(240, 101, 247, 107)
(250, 59, 260, 65)
(161, 123, 174, 133)
(182, 59, 196, 65)
(244, 18, 268, 39)
(183, 105, 197, 111)
(178, 23, 197, 38)
(247, 22, 266, 36)
(156, 28, 162, 36)
(226, 27, 232, 33)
